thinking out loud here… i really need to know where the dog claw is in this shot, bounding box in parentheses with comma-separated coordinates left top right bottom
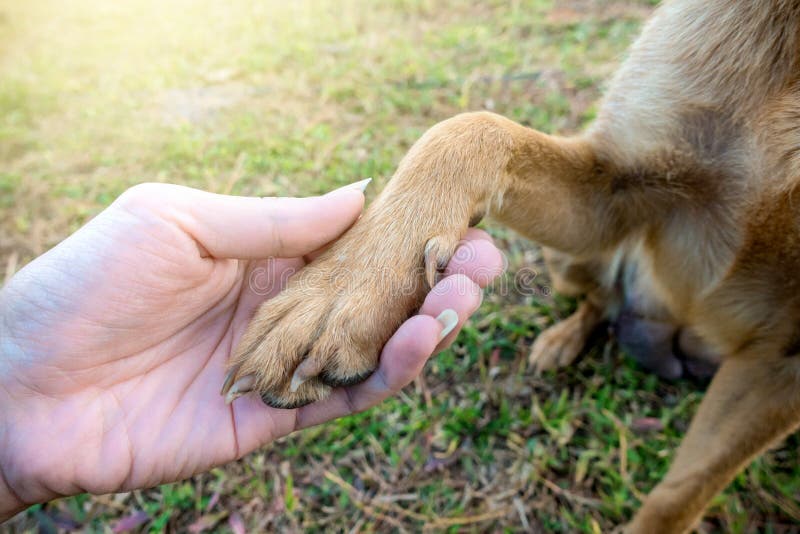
(424, 237, 454, 289)
(220, 367, 238, 396)
(223, 374, 256, 405)
(289, 372, 308, 393)
(290, 356, 325, 392)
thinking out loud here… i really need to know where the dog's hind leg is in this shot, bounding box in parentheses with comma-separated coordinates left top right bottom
(627, 351, 800, 534)
(528, 249, 608, 373)
(529, 293, 606, 374)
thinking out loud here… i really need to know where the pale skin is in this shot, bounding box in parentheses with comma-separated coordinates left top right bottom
(0, 182, 504, 522)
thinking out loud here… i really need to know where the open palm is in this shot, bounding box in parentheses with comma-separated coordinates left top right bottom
(0, 183, 503, 517)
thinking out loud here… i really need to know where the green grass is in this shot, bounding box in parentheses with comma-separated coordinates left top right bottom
(2, 0, 799, 532)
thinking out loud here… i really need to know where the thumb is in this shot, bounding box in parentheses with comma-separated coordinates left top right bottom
(142, 181, 369, 259)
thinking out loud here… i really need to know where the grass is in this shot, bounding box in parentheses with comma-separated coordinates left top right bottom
(2, 0, 799, 532)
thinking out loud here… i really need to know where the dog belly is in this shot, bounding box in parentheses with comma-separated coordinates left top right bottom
(610, 245, 720, 380)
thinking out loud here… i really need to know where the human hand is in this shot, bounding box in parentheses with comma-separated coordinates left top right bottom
(0, 182, 504, 519)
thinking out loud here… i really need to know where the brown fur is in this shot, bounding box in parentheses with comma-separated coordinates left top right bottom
(225, 1, 800, 530)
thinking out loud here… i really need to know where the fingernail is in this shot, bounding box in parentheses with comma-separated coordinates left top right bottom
(436, 309, 459, 341)
(327, 177, 372, 195)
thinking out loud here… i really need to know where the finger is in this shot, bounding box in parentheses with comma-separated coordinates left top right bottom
(463, 227, 495, 243)
(235, 219, 501, 344)
(294, 272, 485, 430)
(118, 183, 365, 259)
(293, 315, 441, 430)
(444, 235, 505, 288)
(420, 274, 483, 351)
(188, 190, 365, 259)
(229, 306, 428, 449)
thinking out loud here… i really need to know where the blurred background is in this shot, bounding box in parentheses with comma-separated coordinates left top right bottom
(2, 0, 798, 532)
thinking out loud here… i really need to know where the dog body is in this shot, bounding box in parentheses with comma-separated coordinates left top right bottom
(223, 1, 800, 531)
(589, 0, 800, 360)
(536, 0, 800, 379)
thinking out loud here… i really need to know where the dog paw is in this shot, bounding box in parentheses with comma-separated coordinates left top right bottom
(528, 300, 603, 374)
(221, 225, 466, 408)
(528, 318, 587, 373)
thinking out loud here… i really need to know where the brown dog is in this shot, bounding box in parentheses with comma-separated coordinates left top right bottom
(222, 1, 800, 531)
